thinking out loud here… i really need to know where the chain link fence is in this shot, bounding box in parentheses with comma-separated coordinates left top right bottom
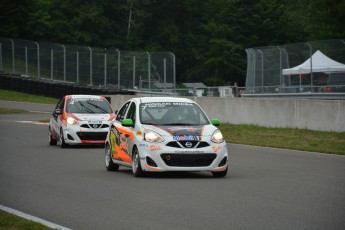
(245, 39, 345, 97)
(0, 37, 176, 91)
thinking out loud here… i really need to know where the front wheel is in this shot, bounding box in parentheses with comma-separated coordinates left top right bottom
(59, 129, 68, 148)
(48, 126, 57, 146)
(212, 166, 228, 178)
(105, 144, 119, 171)
(132, 147, 145, 177)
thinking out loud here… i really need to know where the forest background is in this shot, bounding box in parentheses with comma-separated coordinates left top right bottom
(0, 0, 344, 87)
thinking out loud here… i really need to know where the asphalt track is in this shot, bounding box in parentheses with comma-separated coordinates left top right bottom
(0, 101, 345, 230)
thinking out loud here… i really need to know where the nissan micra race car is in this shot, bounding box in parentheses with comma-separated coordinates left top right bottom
(49, 95, 115, 147)
(105, 97, 228, 177)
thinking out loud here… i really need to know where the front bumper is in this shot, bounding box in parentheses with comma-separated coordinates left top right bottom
(62, 126, 108, 144)
(137, 142, 228, 172)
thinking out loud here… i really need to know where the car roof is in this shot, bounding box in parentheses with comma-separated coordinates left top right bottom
(133, 97, 195, 104)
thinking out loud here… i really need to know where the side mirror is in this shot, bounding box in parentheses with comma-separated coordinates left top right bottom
(54, 108, 62, 115)
(122, 119, 134, 127)
(211, 119, 220, 127)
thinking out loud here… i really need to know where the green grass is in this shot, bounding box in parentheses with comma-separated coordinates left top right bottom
(220, 124, 345, 155)
(0, 210, 52, 230)
(0, 90, 58, 104)
(0, 108, 28, 114)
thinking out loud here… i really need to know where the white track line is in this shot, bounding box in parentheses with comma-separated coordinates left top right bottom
(0, 204, 72, 230)
(16, 121, 49, 125)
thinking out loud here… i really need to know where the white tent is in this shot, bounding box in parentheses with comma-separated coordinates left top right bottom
(282, 50, 345, 75)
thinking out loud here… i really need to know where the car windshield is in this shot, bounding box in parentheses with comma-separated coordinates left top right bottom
(66, 98, 112, 114)
(139, 102, 210, 125)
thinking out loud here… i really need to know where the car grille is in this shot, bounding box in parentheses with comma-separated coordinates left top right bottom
(80, 124, 109, 129)
(166, 141, 210, 148)
(76, 132, 108, 140)
(161, 153, 216, 167)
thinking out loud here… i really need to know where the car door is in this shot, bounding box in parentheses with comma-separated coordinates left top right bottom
(122, 101, 137, 157)
(110, 101, 132, 163)
(51, 97, 65, 137)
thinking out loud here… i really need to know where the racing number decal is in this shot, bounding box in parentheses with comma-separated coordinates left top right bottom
(111, 125, 134, 163)
(110, 132, 117, 156)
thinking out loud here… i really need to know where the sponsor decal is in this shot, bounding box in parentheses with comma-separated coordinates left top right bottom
(173, 135, 201, 141)
(174, 150, 204, 154)
(110, 132, 117, 157)
(139, 143, 148, 147)
(88, 120, 103, 124)
(212, 145, 221, 153)
(149, 144, 162, 151)
(142, 102, 194, 108)
(137, 130, 142, 136)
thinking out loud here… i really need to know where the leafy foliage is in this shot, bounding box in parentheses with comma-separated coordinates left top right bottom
(0, 0, 343, 86)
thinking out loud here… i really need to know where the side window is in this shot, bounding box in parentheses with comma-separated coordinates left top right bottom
(126, 102, 136, 125)
(116, 102, 131, 122)
(55, 98, 65, 112)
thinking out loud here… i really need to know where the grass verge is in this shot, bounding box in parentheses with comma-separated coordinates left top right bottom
(0, 210, 52, 230)
(220, 124, 345, 155)
(0, 108, 28, 114)
(0, 89, 58, 104)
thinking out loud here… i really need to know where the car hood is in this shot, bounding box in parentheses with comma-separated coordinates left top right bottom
(72, 113, 112, 121)
(142, 124, 217, 138)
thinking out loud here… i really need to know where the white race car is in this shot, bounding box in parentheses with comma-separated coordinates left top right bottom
(105, 97, 228, 177)
(49, 95, 115, 147)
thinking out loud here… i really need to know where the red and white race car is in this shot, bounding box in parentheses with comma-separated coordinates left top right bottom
(48, 95, 115, 147)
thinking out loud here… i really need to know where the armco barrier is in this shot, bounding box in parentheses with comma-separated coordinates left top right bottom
(0, 74, 134, 98)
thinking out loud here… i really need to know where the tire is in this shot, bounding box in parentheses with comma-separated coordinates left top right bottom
(105, 144, 119, 171)
(212, 166, 228, 178)
(48, 126, 57, 146)
(132, 147, 145, 177)
(59, 128, 68, 148)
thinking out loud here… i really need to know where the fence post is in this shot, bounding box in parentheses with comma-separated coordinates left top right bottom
(116, 49, 120, 89)
(104, 52, 107, 87)
(88, 47, 93, 85)
(258, 50, 264, 93)
(0, 43, 2, 71)
(277, 46, 283, 88)
(147, 52, 151, 90)
(306, 42, 313, 89)
(51, 49, 54, 80)
(76, 51, 79, 84)
(25, 46, 28, 76)
(133, 55, 136, 89)
(251, 49, 256, 91)
(10, 39, 15, 73)
(171, 53, 176, 91)
(164, 58, 166, 90)
(35, 42, 40, 78)
(61, 44, 66, 81)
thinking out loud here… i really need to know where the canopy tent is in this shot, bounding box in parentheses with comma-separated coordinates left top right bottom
(282, 50, 345, 75)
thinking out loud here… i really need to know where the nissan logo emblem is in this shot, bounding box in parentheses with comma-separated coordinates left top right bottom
(93, 124, 98, 128)
(185, 142, 192, 148)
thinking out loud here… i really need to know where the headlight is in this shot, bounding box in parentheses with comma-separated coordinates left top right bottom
(67, 117, 78, 125)
(144, 130, 164, 143)
(211, 130, 224, 143)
